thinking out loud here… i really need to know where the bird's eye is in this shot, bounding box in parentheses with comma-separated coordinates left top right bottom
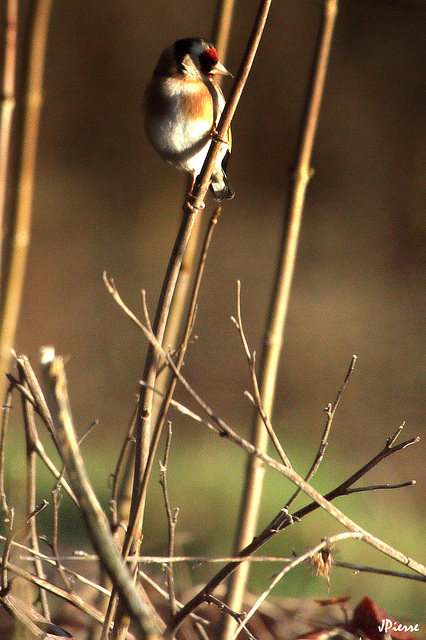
(199, 47, 218, 74)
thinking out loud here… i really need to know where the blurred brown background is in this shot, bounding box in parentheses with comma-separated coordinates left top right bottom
(4, 0, 426, 625)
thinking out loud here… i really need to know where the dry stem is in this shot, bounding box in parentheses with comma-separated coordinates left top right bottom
(0, 0, 53, 409)
(0, 0, 18, 273)
(223, 2, 340, 636)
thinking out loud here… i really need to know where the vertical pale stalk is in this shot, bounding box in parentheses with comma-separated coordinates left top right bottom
(0, 0, 18, 279)
(0, 0, 53, 408)
(221, 2, 339, 637)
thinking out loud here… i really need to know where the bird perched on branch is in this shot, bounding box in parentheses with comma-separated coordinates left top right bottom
(143, 37, 235, 203)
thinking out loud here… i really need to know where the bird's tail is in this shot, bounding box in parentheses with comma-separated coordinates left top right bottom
(210, 146, 234, 201)
(209, 169, 235, 201)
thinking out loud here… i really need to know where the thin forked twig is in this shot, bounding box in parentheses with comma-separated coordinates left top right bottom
(7, 366, 77, 504)
(344, 480, 416, 494)
(231, 281, 291, 468)
(285, 354, 357, 510)
(205, 594, 257, 640)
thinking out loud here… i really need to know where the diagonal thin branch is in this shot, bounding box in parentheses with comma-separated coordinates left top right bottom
(333, 560, 426, 582)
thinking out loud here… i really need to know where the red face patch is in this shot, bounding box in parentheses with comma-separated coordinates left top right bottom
(199, 46, 219, 75)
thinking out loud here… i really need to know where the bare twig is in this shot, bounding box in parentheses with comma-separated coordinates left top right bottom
(285, 355, 357, 510)
(110, 402, 137, 530)
(18, 553, 300, 565)
(334, 560, 426, 582)
(14, 354, 58, 444)
(7, 363, 77, 504)
(344, 480, 416, 494)
(1, 558, 107, 625)
(0, 508, 13, 593)
(78, 419, 99, 446)
(231, 281, 291, 468)
(205, 594, 257, 640)
(159, 423, 179, 614)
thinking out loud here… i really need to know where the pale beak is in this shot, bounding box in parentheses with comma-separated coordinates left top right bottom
(211, 61, 233, 77)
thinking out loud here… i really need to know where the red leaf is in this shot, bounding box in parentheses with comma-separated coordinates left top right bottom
(352, 597, 416, 640)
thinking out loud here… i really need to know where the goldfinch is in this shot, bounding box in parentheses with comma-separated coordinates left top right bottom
(143, 37, 235, 202)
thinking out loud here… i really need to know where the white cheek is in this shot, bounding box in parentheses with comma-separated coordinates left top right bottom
(162, 77, 200, 98)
